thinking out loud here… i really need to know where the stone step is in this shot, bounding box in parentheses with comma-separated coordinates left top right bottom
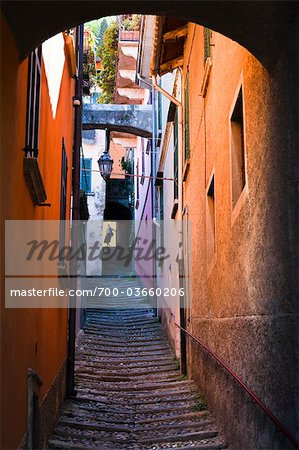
(80, 342, 171, 352)
(140, 430, 219, 445)
(76, 354, 176, 364)
(73, 380, 194, 392)
(81, 337, 169, 348)
(75, 373, 181, 383)
(75, 360, 177, 370)
(48, 279, 225, 449)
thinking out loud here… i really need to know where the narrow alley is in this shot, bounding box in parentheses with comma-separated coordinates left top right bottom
(49, 278, 225, 450)
(1, 3, 299, 450)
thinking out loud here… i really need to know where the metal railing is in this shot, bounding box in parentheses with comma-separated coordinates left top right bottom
(175, 323, 299, 450)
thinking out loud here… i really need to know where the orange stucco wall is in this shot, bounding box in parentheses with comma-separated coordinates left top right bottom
(1, 14, 75, 449)
(177, 23, 298, 448)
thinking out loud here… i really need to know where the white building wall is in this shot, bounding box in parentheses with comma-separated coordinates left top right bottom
(82, 130, 106, 276)
(134, 88, 151, 222)
(156, 71, 182, 357)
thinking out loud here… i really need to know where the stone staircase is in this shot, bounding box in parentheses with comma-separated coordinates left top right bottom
(48, 278, 226, 450)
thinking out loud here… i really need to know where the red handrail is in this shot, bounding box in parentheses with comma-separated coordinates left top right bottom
(175, 323, 299, 449)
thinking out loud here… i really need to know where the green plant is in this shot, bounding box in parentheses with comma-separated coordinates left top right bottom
(97, 21, 119, 103)
(191, 394, 208, 412)
(122, 14, 141, 31)
(177, 374, 188, 381)
(85, 18, 109, 46)
(120, 157, 132, 174)
(174, 360, 180, 371)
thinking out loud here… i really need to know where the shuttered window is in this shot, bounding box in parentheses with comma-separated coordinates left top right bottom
(159, 182, 164, 248)
(231, 88, 246, 208)
(184, 73, 190, 161)
(141, 140, 145, 184)
(204, 28, 211, 63)
(24, 47, 42, 158)
(158, 91, 162, 131)
(59, 139, 68, 253)
(173, 111, 179, 200)
(80, 158, 92, 194)
(206, 175, 216, 266)
(60, 139, 68, 220)
(135, 158, 140, 209)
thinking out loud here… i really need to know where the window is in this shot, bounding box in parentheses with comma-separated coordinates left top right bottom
(204, 28, 212, 64)
(146, 140, 150, 155)
(158, 91, 162, 131)
(184, 73, 190, 161)
(80, 158, 92, 194)
(24, 47, 42, 158)
(159, 182, 164, 248)
(141, 140, 145, 185)
(206, 175, 216, 267)
(135, 158, 140, 209)
(60, 139, 68, 220)
(230, 87, 246, 209)
(60, 139, 68, 252)
(173, 111, 179, 201)
(82, 129, 96, 143)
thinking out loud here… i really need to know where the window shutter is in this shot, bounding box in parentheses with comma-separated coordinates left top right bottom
(24, 46, 42, 158)
(204, 28, 212, 63)
(173, 111, 179, 200)
(80, 158, 92, 193)
(184, 73, 190, 161)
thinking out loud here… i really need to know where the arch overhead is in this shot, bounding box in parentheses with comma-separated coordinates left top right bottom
(1, 1, 298, 69)
(82, 104, 152, 138)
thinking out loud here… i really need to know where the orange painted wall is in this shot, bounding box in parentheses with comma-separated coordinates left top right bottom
(178, 23, 298, 447)
(1, 14, 75, 449)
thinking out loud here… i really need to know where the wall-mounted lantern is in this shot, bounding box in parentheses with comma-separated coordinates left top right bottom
(97, 129, 113, 181)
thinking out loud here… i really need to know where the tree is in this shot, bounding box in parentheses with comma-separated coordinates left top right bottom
(98, 18, 108, 44)
(97, 21, 119, 104)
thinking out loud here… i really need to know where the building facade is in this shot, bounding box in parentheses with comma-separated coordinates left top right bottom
(1, 3, 299, 449)
(1, 18, 79, 449)
(145, 17, 299, 449)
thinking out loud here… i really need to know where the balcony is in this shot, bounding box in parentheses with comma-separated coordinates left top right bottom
(120, 30, 140, 42)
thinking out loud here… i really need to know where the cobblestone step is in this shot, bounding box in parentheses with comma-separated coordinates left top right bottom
(48, 278, 226, 449)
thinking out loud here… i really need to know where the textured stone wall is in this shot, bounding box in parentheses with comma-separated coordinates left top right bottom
(39, 360, 67, 449)
(183, 23, 298, 449)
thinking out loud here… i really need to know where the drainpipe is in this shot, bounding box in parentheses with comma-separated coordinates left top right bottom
(152, 74, 186, 372)
(67, 23, 83, 397)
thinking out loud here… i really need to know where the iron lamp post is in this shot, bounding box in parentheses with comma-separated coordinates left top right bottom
(98, 152, 113, 181)
(97, 129, 113, 181)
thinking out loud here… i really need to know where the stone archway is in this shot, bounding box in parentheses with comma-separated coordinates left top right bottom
(82, 104, 152, 138)
(1, 1, 298, 69)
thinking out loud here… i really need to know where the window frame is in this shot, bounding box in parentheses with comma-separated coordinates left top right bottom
(229, 75, 249, 226)
(80, 157, 92, 194)
(173, 110, 179, 201)
(135, 158, 140, 209)
(141, 139, 145, 185)
(184, 71, 190, 162)
(206, 169, 217, 276)
(24, 46, 42, 158)
(204, 28, 212, 64)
